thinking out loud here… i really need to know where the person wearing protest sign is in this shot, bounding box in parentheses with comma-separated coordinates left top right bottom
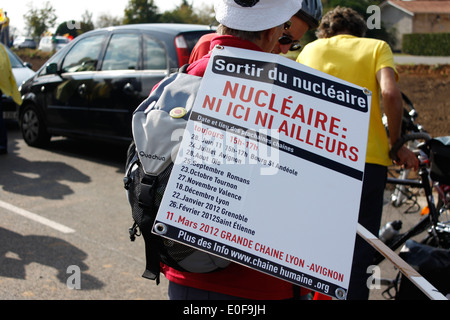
(159, 0, 306, 300)
(296, 6, 419, 300)
(188, 32, 216, 64)
(189, 0, 323, 63)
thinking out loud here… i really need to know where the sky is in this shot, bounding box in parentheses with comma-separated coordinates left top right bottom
(3, 0, 210, 36)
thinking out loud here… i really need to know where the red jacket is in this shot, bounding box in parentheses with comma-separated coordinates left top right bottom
(161, 35, 310, 300)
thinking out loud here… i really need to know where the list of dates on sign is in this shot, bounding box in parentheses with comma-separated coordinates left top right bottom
(154, 114, 346, 298)
(165, 115, 271, 239)
(165, 109, 307, 241)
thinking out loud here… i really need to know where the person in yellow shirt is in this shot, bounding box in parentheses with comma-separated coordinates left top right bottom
(297, 6, 418, 299)
(0, 42, 21, 154)
(0, 11, 10, 47)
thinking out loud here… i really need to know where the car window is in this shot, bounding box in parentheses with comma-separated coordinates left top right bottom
(182, 31, 214, 51)
(4, 46, 23, 68)
(143, 34, 167, 70)
(38, 48, 66, 76)
(56, 38, 69, 44)
(61, 35, 106, 73)
(101, 33, 140, 71)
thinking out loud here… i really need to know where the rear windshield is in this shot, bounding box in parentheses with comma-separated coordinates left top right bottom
(182, 30, 215, 52)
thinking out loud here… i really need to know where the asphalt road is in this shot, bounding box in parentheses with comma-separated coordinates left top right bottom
(0, 124, 441, 301)
(0, 124, 168, 300)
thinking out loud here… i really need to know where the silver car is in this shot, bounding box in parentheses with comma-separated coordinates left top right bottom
(38, 36, 70, 52)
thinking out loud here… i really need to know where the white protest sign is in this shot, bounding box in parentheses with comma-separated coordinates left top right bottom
(153, 46, 372, 299)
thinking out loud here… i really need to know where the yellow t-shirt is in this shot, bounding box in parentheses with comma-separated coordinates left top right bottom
(0, 44, 22, 105)
(297, 34, 397, 166)
(1, 16, 9, 28)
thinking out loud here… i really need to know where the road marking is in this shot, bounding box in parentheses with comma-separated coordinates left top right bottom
(0, 200, 75, 234)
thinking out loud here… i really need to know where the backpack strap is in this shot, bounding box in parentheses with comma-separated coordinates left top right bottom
(141, 230, 163, 284)
(139, 174, 163, 284)
(126, 64, 201, 283)
(179, 64, 190, 73)
(138, 175, 157, 209)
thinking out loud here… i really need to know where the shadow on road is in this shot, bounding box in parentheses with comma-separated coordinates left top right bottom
(1, 125, 129, 199)
(0, 227, 104, 290)
(0, 137, 91, 200)
(46, 137, 129, 172)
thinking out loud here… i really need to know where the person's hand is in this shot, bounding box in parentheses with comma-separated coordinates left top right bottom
(394, 145, 419, 171)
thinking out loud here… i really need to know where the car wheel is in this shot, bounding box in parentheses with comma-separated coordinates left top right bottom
(20, 104, 51, 147)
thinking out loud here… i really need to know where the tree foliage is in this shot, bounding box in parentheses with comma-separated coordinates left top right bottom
(55, 21, 93, 38)
(22, 0, 215, 40)
(96, 14, 123, 28)
(123, 0, 161, 24)
(159, 0, 210, 24)
(81, 10, 95, 32)
(55, 11, 94, 38)
(160, 0, 195, 23)
(324, 0, 383, 14)
(123, 0, 214, 25)
(318, 0, 396, 46)
(23, 1, 57, 38)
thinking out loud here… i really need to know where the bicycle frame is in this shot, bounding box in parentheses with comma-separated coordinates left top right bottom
(375, 150, 442, 265)
(385, 93, 426, 208)
(372, 95, 449, 298)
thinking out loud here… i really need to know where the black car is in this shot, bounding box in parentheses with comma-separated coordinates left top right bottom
(19, 23, 214, 147)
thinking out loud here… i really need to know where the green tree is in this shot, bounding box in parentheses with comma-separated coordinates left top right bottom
(123, 0, 161, 24)
(96, 13, 123, 28)
(319, 1, 396, 46)
(54, 11, 94, 38)
(55, 21, 78, 38)
(160, 0, 215, 25)
(23, 1, 57, 38)
(81, 10, 95, 32)
(55, 21, 94, 38)
(325, 0, 382, 14)
(160, 0, 195, 23)
(194, 2, 216, 26)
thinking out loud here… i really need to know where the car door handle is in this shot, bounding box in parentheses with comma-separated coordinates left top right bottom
(123, 83, 134, 94)
(78, 84, 87, 97)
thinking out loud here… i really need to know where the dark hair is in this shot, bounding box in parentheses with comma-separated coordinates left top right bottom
(316, 6, 367, 38)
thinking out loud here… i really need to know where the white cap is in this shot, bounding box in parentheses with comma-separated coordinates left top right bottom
(214, 0, 303, 32)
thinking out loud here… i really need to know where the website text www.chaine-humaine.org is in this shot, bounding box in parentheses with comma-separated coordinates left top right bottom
(175, 227, 340, 294)
(228, 246, 335, 294)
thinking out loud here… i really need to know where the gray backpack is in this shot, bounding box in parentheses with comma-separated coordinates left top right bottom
(124, 68, 230, 283)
